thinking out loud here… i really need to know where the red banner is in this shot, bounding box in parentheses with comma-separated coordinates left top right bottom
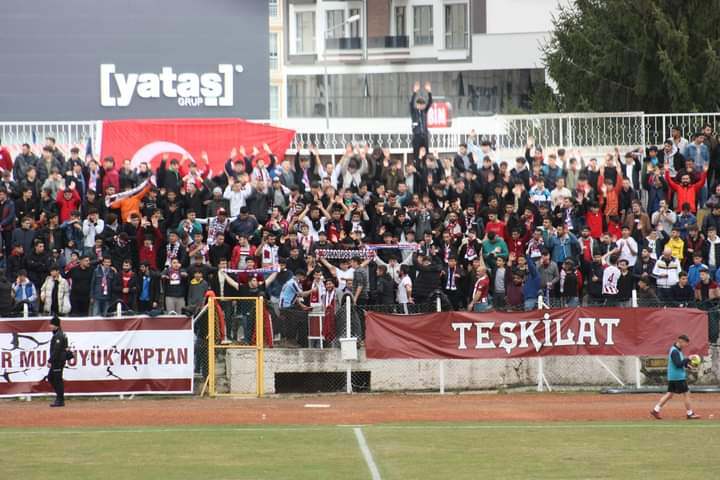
(0, 316, 194, 397)
(365, 308, 709, 359)
(100, 118, 295, 174)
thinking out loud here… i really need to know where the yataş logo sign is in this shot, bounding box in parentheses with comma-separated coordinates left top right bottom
(100, 64, 244, 108)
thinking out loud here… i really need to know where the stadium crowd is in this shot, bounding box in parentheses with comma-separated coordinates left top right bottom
(1, 105, 720, 346)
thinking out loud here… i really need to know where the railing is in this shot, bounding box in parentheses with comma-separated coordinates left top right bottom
(367, 35, 409, 49)
(325, 37, 362, 50)
(3, 112, 720, 161)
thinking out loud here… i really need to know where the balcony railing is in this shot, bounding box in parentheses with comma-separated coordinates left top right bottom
(269, 1, 279, 18)
(325, 37, 362, 50)
(367, 35, 409, 49)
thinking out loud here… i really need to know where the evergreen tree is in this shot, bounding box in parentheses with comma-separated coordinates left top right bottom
(541, 0, 720, 112)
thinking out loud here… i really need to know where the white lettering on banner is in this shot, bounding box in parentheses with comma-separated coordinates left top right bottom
(599, 318, 620, 345)
(450, 317, 621, 353)
(577, 317, 600, 346)
(518, 321, 542, 351)
(498, 323, 517, 354)
(473, 322, 496, 349)
(451, 323, 472, 350)
(100, 64, 243, 108)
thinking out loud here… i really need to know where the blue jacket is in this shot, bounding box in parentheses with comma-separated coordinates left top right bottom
(667, 345, 688, 381)
(89, 265, 117, 300)
(685, 143, 709, 170)
(523, 256, 541, 301)
(13, 281, 37, 309)
(546, 233, 579, 264)
(687, 263, 708, 288)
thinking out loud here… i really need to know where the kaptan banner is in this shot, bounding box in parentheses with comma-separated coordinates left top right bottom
(365, 307, 709, 360)
(0, 316, 194, 397)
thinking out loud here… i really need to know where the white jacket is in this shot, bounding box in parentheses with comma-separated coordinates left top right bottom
(40, 276, 71, 315)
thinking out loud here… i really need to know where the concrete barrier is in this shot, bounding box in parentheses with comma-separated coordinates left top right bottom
(226, 346, 720, 395)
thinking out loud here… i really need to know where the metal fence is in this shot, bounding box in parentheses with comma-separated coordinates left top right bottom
(4, 112, 719, 163)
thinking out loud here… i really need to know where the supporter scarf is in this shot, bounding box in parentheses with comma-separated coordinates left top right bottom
(224, 268, 279, 274)
(315, 249, 374, 260)
(105, 178, 151, 206)
(365, 243, 419, 251)
(166, 242, 180, 266)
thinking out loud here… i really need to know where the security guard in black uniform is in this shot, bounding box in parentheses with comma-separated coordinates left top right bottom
(47, 315, 69, 407)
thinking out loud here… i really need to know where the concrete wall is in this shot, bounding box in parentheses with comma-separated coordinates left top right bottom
(485, 0, 561, 34)
(225, 346, 720, 394)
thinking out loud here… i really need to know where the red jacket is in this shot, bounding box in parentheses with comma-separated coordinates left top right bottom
(139, 245, 158, 271)
(507, 237, 527, 259)
(55, 190, 81, 222)
(585, 211, 604, 239)
(0, 147, 12, 173)
(485, 220, 507, 241)
(665, 170, 707, 213)
(102, 167, 120, 193)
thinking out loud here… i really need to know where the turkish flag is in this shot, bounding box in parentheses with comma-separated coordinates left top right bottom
(100, 118, 295, 174)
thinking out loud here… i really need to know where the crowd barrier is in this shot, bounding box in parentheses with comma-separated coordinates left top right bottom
(4, 112, 720, 162)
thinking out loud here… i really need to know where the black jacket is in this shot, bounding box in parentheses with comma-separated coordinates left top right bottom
(67, 265, 93, 298)
(413, 257, 442, 301)
(410, 92, 432, 137)
(49, 327, 68, 369)
(0, 277, 14, 315)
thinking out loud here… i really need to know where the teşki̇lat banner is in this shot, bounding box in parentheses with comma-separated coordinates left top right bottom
(365, 308, 709, 360)
(100, 118, 296, 173)
(0, 316, 194, 397)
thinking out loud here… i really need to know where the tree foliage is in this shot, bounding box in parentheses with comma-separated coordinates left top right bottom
(541, 0, 720, 112)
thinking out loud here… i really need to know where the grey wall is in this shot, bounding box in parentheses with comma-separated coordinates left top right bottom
(0, 0, 269, 120)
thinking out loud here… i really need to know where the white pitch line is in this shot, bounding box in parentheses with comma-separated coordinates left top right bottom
(304, 404, 331, 408)
(354, 427, 382, 480)
(1, 422, 719, 436)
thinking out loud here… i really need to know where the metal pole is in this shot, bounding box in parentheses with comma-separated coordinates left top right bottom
(537, 294, 544, 392)
(437, 296, 445, 394)
(324, 62, 330, 131)
(208, 298, 216, 397)
(632, 289, 641, 389)
(346, 295, 352, 394)
(256, 297, 265, 397)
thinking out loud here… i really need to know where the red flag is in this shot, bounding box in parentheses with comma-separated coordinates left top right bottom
(100, 118, 295, 174)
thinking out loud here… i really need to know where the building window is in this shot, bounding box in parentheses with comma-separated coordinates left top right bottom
(326, 9, 345, 39)
(413, 6, 433, 46)
(395, 6, 406, 36)
(445, 3, 467, 49)
(270, 85, 280, 120)
(295, 11, 316, 54)
(269, 0, 278, 18)
(349, 8, 360, 38)
(269, 33, 279, 70)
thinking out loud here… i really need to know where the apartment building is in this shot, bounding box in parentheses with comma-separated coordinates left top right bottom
(269, 0, 286, 120)
(280, 0, 559, 119)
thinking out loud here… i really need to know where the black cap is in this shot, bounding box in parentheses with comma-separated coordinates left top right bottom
(50, 315, 61, 327)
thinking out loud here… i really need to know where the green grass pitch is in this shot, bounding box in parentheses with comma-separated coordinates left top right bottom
(2, 422, 717, 479)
